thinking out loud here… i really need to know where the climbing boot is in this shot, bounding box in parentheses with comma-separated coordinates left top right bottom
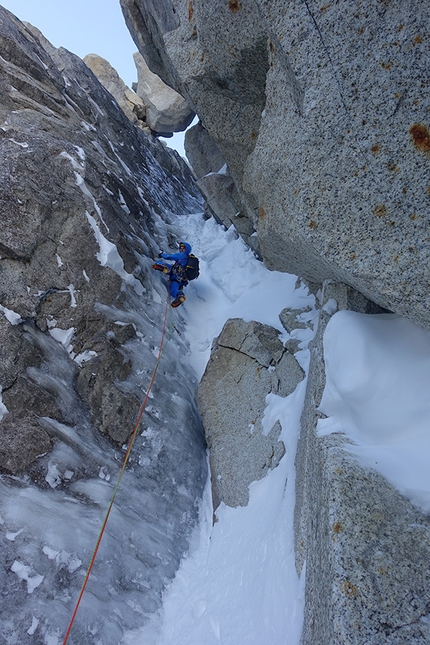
(171, 293, 186, 308)
(152, 263, 169, 274)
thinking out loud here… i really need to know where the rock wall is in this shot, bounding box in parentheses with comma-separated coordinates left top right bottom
(0, 7, 206, 643)
(118, 2, 430, 644)
(120, 0, 430, 331)
(185, 121, 260, 252)
(295, 283, 430, 644)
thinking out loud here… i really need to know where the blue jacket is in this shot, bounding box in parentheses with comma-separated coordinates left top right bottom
(160, 242, 192, 267)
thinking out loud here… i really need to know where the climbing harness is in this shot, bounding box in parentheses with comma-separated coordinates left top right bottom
(62, 291, 172, 645)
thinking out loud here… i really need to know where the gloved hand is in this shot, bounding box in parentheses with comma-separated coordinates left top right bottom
(158, 251, 163, 258)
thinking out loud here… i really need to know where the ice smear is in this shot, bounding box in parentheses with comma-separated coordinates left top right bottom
(59, 150, 84, 171)
(27, 616, 39, 635)
(11, 561, 44, 594)
(74, 171, 109, 231)
(86, 212, 144, 296)
(67, 284, 77, 307)
(318, 310, 430, 513)
(8, 138, 28, 148)
(0, 304, 22, 325)
(6, 528, 24, 541)
(0, 386, 9, 421)
(48, 326, 75, 353)
(74, 349, 97, 366)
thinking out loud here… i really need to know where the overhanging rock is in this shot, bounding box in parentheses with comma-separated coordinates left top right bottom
(121, 0, 430, 331)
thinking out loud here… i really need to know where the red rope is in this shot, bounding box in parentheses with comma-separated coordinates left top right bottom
(62, 292, 171, 645)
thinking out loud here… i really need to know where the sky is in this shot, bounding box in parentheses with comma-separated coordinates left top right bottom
(0, 0, 187, 156)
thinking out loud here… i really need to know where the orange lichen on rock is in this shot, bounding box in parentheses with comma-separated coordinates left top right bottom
(374, 204, 387, 217)
(409, 123, 430, 154)
(228, 0, 241, 12)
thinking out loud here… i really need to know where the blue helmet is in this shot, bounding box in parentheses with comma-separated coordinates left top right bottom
(179, 241, 191, 254)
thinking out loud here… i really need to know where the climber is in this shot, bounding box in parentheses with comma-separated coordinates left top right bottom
(152, 241, 191, 308)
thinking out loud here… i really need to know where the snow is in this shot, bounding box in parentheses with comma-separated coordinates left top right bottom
(123, 215, 315, 645)
(123, 212, 430, 645)
(60, 150, 85, 172)
(27, 616, 39, 636)
(10, 561, 44, 594)
(173, 214, 311, 381)
(67, 284, 78, 307)
(318, 310, 430, 513)
(8, 138, 28, 148)
(74, 349, 97, 366)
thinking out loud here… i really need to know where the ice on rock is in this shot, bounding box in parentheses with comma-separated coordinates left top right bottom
(74, 349, 97, 366)
(48, 326, 75, 352)
(0, 22, 208, 645)
(11, 561, 44, 594)
(0, 304, 22, 325)
(86, 212, 144, 295)
(6, 528, 23, 541)
(27, 616, 39, 635)
(0, 387, 9, 421)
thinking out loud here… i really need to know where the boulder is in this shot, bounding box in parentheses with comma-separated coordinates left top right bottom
(197, 318, 304, 510)
(83, 53, 147, 127)
(186, 121, 258, 247)
(133, 51, 195, 134)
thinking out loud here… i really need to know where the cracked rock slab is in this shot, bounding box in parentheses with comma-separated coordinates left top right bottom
(197, 318, 304, 510)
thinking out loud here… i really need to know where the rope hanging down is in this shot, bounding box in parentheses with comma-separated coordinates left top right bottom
(62, 292, 172, 645)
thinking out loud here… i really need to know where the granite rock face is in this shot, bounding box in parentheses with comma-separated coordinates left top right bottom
(133, 51, 195, 134)
(0, 8, 199, 463)
(197, 318, 304, 510)
(185, 121, 259, 251)
(0, 8, 207, 643)
(120, 0, 430, 331)
(294, 282, 430, 645)
(83, 53, 147, 128)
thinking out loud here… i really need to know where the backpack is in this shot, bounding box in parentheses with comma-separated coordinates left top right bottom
(185, 254, 200, 281)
